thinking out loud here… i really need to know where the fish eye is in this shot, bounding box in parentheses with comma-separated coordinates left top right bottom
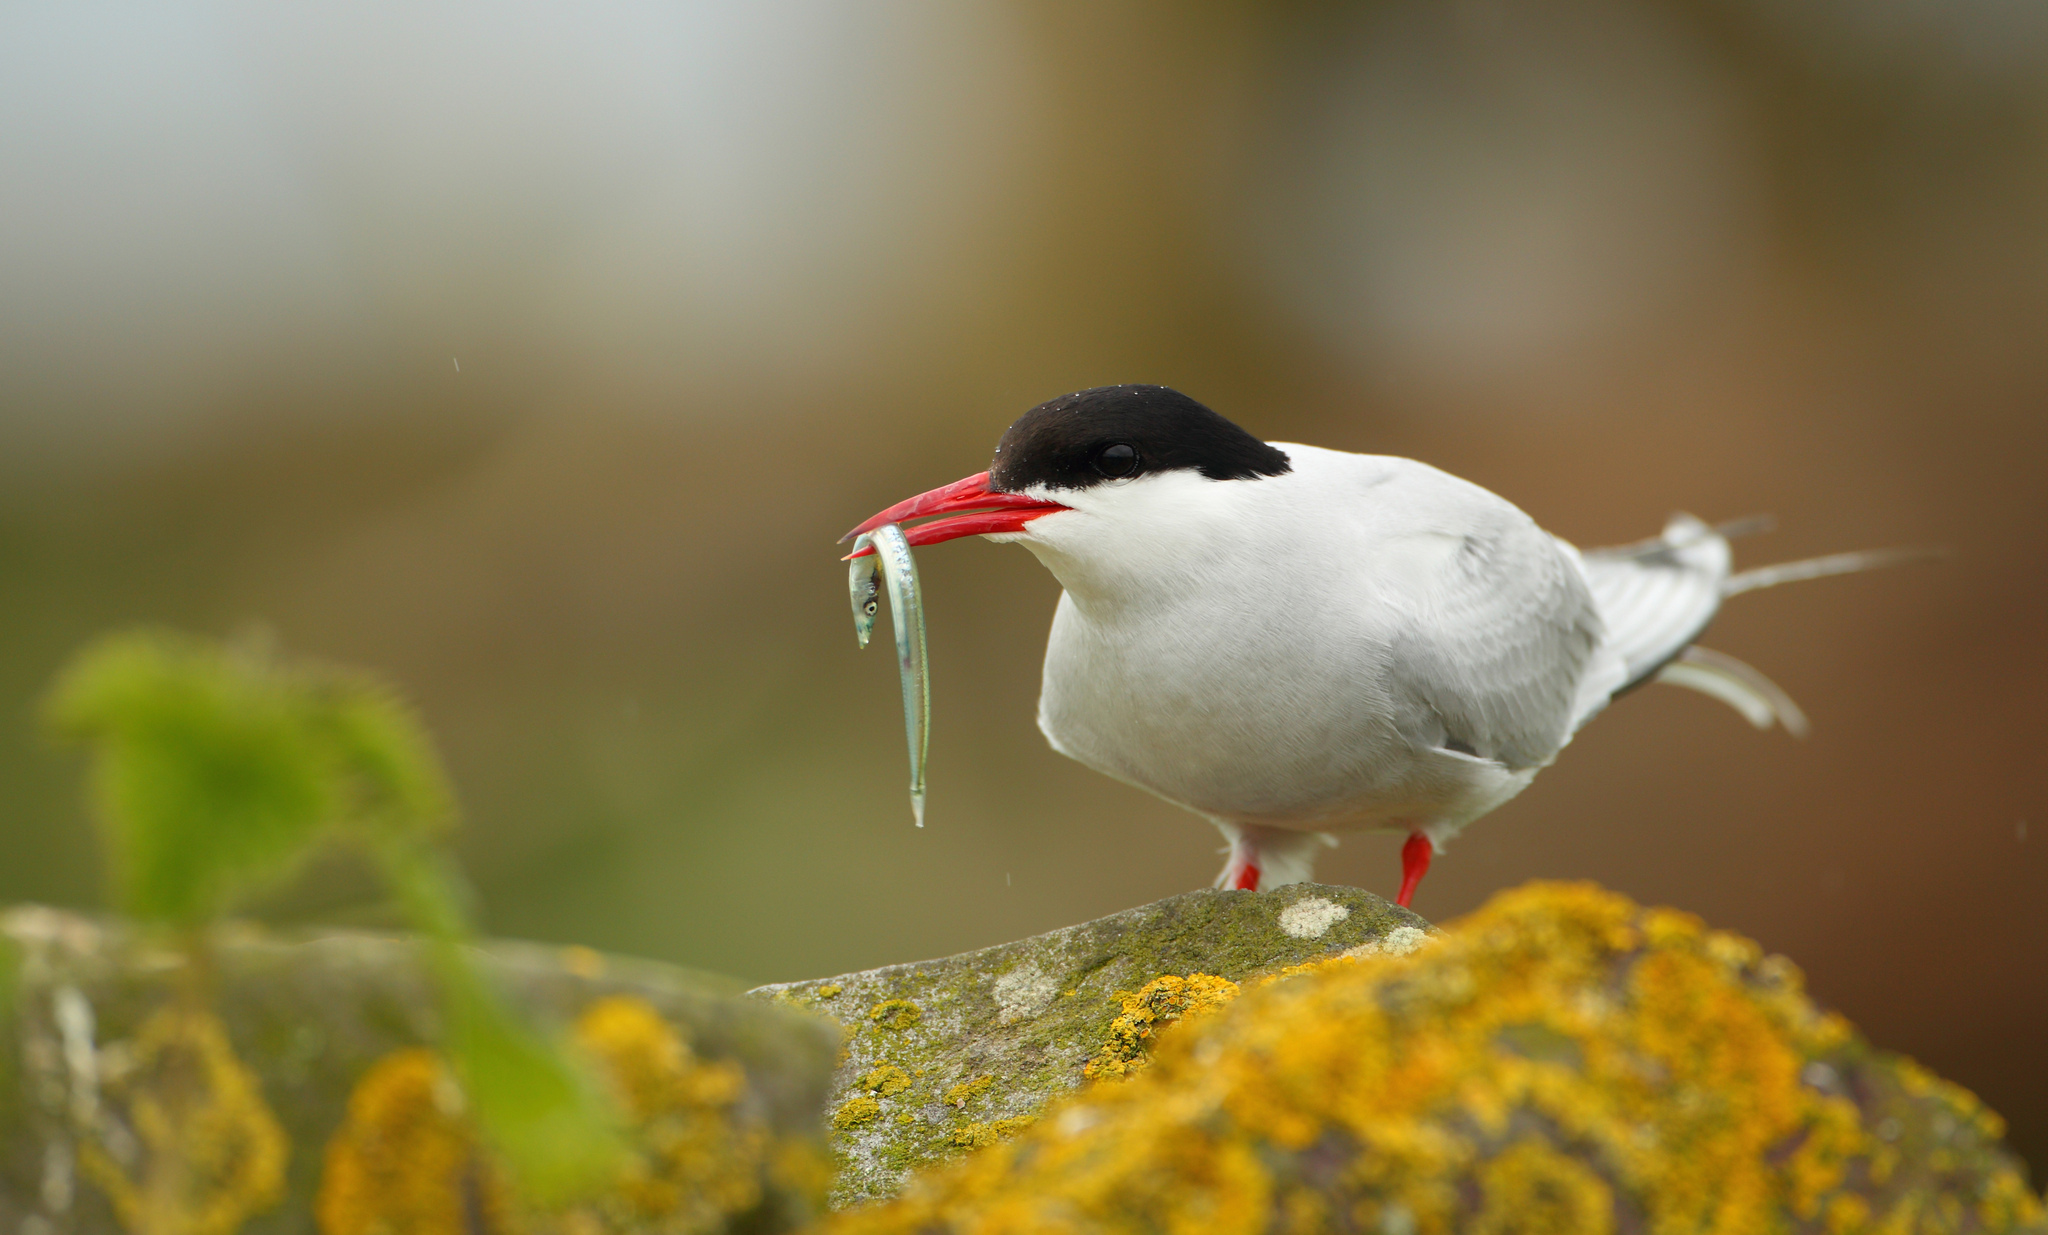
(864, 599, 879, 615)
(1094, 443, 1139, 478)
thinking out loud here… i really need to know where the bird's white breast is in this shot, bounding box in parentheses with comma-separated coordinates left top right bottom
(1013, 445, 1588, 835)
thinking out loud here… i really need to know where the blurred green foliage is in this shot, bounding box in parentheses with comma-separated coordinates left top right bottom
(45, 629, 452, 924)
(377, 835, 628, 1203)
(43, 627, 623, 1200)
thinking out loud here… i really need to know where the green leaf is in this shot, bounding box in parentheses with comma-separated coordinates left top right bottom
(45, 629, 622, 1200)
(373, 834, 627, 1202)
(45, 629, 457, 925)
(445, 967, 628, 1204)
(46, 632, 337, 924)
(308, 674, 457, 841)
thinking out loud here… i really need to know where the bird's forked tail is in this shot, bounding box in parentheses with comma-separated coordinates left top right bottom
(1578, 515, 1935, 736)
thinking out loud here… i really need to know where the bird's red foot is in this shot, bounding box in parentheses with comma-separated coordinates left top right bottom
(1396, 831, 1433, 908)
(1230, 860, 1261, 890)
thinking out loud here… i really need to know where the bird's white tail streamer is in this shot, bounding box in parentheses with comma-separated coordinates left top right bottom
(1654, 645, 1810, 737)
(1723, 545, 1944, 597)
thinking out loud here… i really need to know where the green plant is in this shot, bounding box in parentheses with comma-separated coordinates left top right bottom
(46, 628, 624, 1203)
(47, 630, 450, 922)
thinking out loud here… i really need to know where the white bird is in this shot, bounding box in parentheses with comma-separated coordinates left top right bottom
(845, 385, 1917, 907)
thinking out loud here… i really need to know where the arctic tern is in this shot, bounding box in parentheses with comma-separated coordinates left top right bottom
(845, 385, 1913, 906)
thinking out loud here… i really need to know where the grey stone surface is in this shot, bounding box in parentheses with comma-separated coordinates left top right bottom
(749, 882, 1429, 1207)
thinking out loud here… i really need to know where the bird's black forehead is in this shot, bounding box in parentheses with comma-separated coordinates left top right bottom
(988, 385, 1291, 492)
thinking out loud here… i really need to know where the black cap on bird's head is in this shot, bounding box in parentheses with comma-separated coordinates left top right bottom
(843, 385, 1289, 554)
(989, 385, 1291, 493)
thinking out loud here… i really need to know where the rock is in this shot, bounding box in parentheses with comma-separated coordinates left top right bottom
(0, 906, 839, 1235)
(747, 883, 1429, 1206)
(820, 882, 2048, 1234)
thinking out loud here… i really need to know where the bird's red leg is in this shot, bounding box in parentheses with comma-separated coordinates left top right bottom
(1396, 831, 1433, 908)
(1214, 830, 1263, 890)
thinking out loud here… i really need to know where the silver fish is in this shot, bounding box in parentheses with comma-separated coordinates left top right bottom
(849, 536, 881, 648)
(849, 523, 929, 827)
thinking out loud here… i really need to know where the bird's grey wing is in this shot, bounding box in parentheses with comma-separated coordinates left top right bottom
(1385, 519, 1605, 771)
(1578, 513, 1731, 692)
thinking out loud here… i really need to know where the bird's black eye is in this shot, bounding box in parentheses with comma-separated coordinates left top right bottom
(1094, 443, 1139, 478)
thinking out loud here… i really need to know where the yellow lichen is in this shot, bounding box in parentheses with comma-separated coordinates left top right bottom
(946, 1117, 1036, 1151)
(823, 882, 2048, 1235)
(320, 996, 815, 1235)
(833, 1096, 882, 1129)
(82, 1003, 289, 1235)
(861, 1065, 913, 1097)
(575, 996, 747, 1120)
(943, 1075, 995, 1107)
(1082, 972, 1241, 1081)
(817, 984, 843, 999)
(1468, 1140, 1614, 1235)
(1263, 955, 1360, 985)
(565, 995, 772, 1230)
(316, 1048, 513, 1235)
(867, 999, 923, 1030)
(769, 1137, 833, 1197)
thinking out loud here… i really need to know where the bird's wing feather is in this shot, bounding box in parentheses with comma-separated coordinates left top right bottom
(1578, 513, 1731, 695)
(1385, 511, 1605, 771)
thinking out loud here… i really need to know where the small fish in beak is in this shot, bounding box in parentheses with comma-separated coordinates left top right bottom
(847, 523, 929, 827)
(848, 539, 881, 649)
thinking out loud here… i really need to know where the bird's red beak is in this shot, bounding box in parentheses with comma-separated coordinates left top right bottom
(842, 472, 1070, 557)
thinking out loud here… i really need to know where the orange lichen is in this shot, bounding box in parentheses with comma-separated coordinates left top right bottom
(82, 1003, 289, 1235)
(1082, 972, 1241, 1081)
(316, 1047, 512, 1235)
(825, 882, 2047, 1235)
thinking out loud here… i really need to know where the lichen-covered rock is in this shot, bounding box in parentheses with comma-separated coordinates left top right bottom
(823, 882, 2047, 1235)
(314, 1048, 514, 1235)
(747, 883, 1429, 1206)
(0, 907, 837, 1235)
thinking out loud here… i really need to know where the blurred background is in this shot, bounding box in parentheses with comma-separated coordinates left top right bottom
(2, 0, 2043, 1174)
